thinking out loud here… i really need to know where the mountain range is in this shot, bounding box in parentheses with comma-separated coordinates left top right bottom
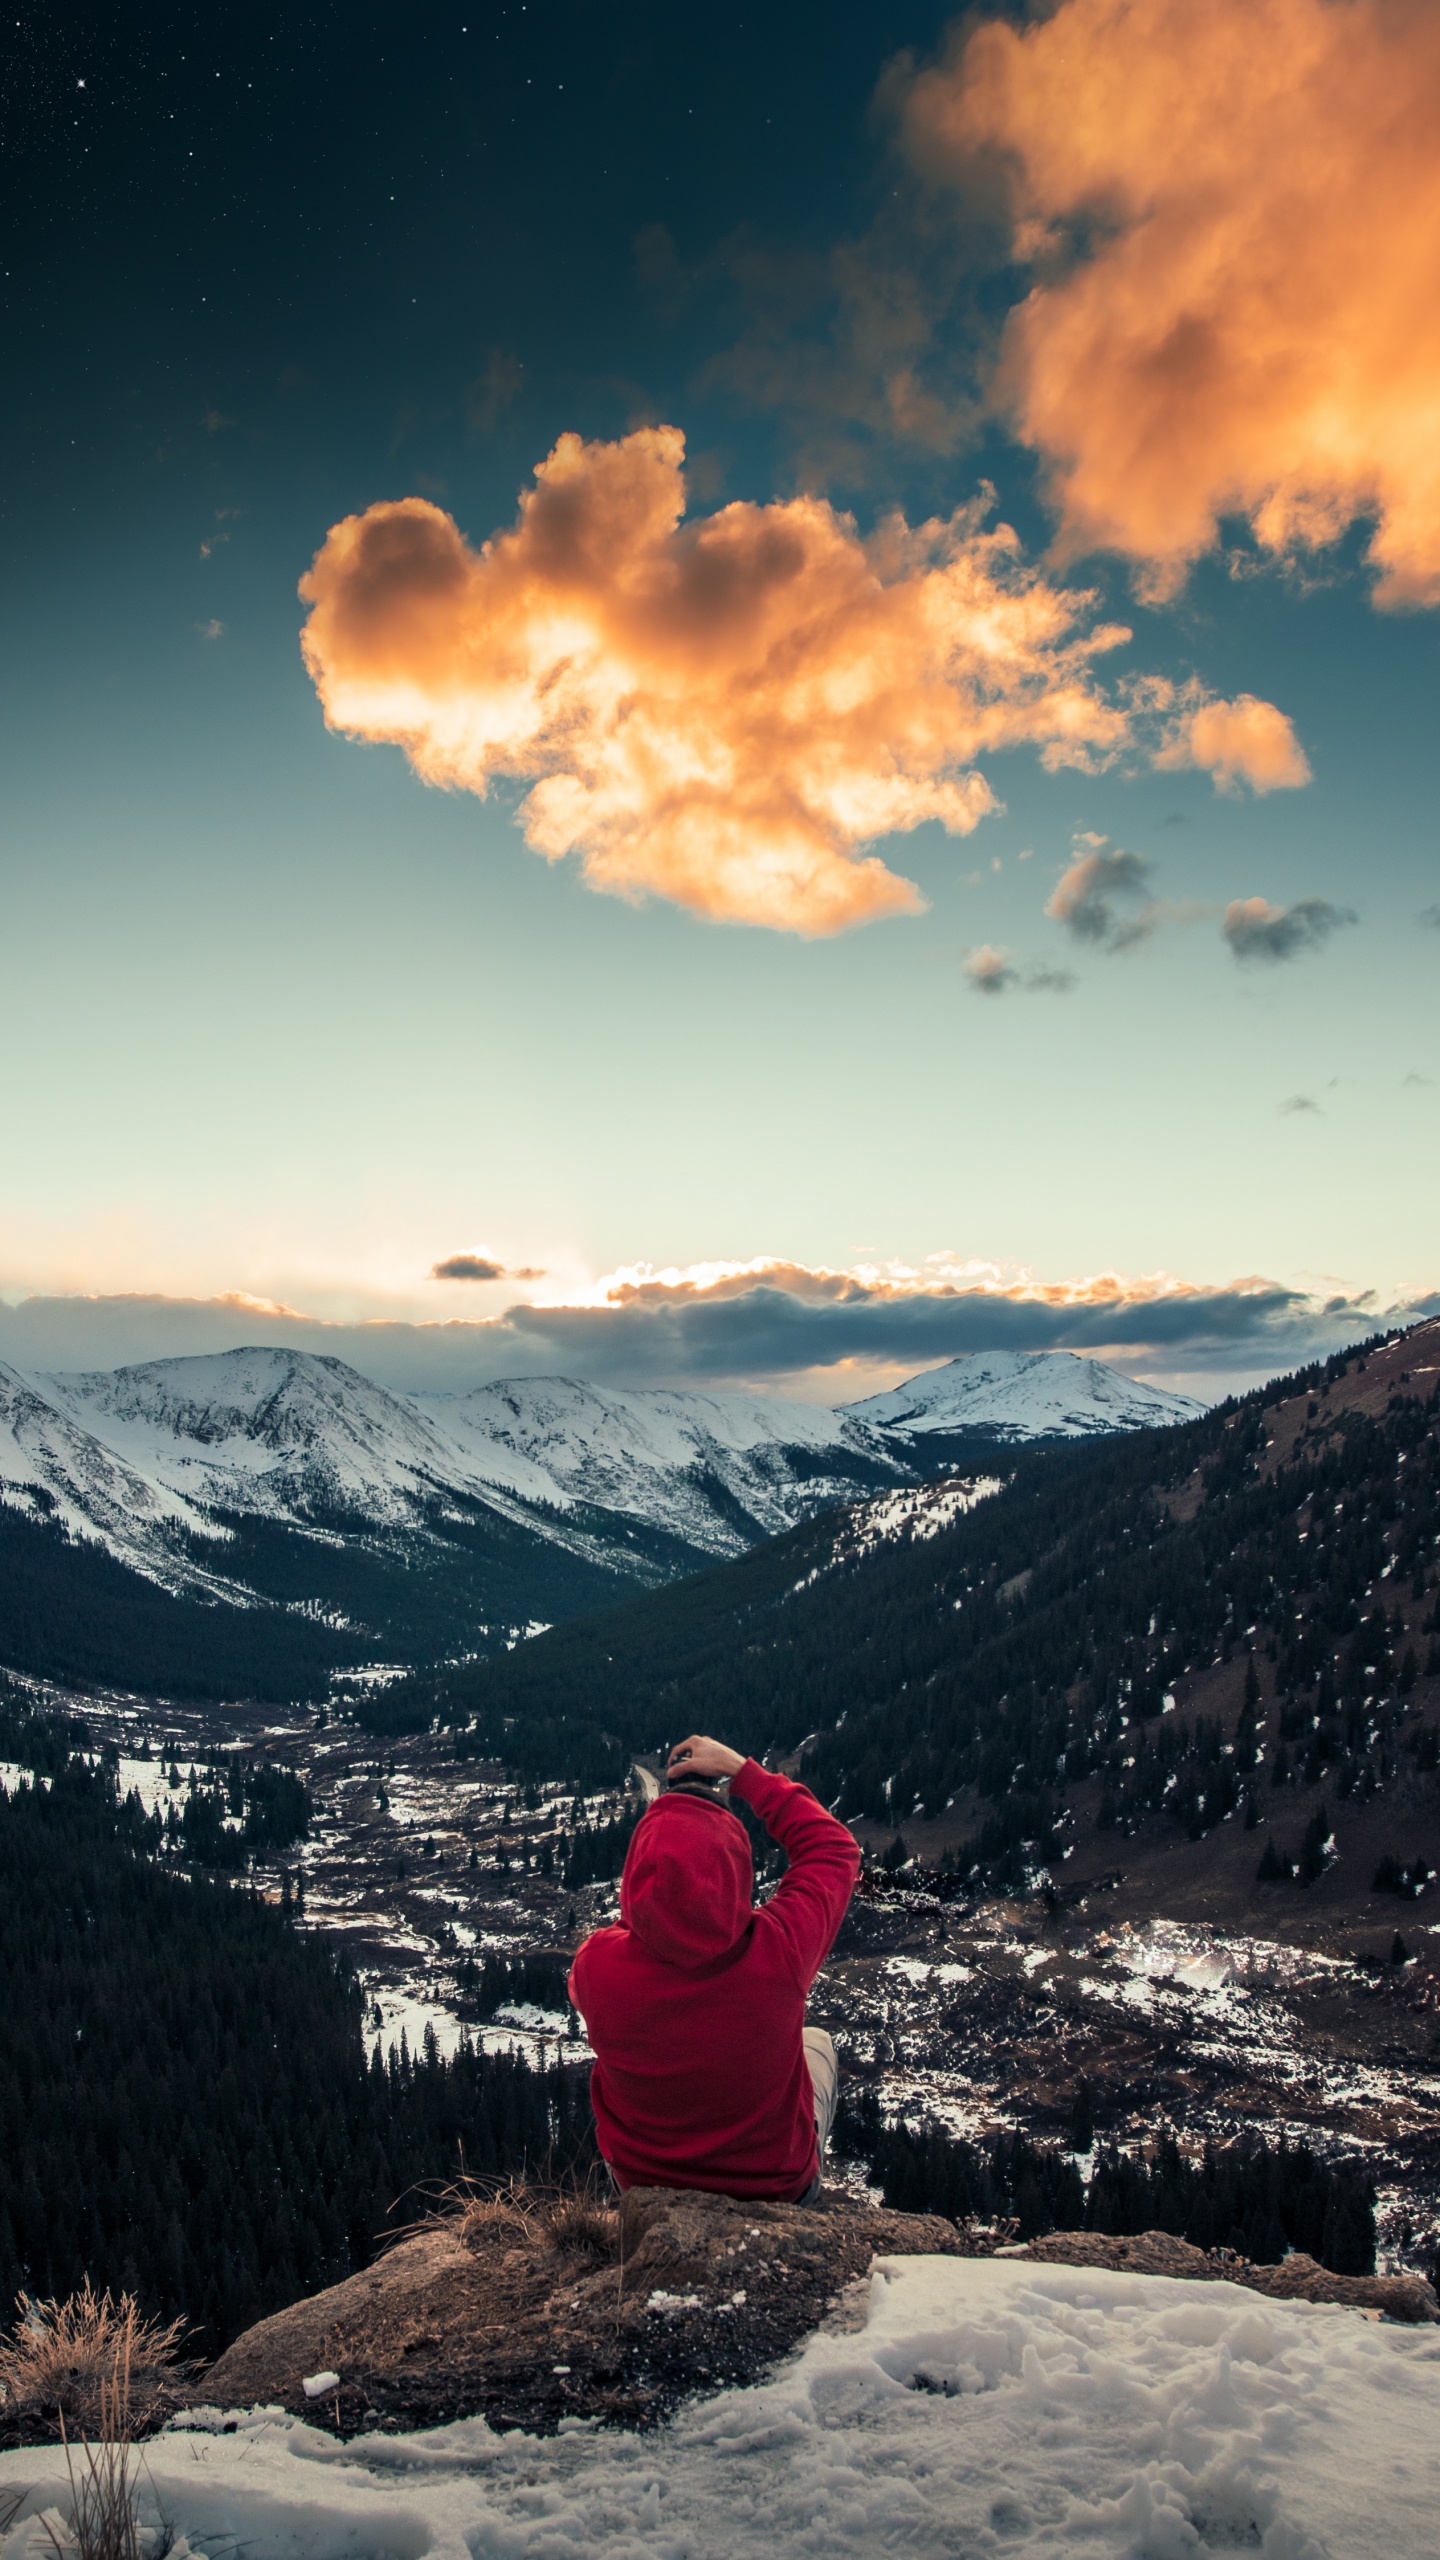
(0, 1343, 1201, 1701)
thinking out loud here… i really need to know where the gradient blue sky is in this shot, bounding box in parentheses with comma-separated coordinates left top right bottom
(2, 0, 1436, 1401)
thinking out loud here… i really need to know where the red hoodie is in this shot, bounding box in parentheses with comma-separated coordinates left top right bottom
(567, 1760, 860, 2200)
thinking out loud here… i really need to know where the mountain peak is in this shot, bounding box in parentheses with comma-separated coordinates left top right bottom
(842, 1350, 1205, 1441)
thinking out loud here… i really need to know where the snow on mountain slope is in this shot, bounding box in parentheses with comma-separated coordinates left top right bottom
(845, 1349, 1204, 1440)
(42, 1353, 904, 1559)
(4, 2258, 1434, 2558)
(0, 1361, 241, 1596)
(413, 1375, 903, 1552)
(45, 1349, 475, 1529)
(5, 1347, 1206, 1611)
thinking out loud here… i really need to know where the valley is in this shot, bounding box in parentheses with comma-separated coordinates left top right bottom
(3, 1332, 1437, 2307)
(12, 1645, 1435, 2293)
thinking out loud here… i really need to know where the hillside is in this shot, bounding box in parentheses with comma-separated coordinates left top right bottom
(435, 1322, 1440, 1930)
(0, 1729, 594, 2360)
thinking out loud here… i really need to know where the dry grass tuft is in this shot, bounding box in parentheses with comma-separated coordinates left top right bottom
(0, 2293, 184, 2560)
(445, 2175, 543, 2250)
(539, 2195, 619, 2264)
(0, 2283, 187, 2443)
(423, 2168, 619, 2266)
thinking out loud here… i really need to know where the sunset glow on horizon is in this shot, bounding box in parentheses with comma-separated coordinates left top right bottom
(3, 0, 1436, 1398)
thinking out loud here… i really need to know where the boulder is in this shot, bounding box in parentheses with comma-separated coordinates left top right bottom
(194, 2185, 969, 2438)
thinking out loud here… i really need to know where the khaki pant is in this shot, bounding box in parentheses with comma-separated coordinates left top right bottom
(794, 2026, 838, 2205)
(804, 2025, 839, 2164)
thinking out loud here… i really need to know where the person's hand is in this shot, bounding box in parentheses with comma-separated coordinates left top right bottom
(667, 1734, 746, 1782)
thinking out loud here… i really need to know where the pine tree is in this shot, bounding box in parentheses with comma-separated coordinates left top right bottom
(1298, 1805, 1331, 1886)
(1067, 2077, 1095, 2155)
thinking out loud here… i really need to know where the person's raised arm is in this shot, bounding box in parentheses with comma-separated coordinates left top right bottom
(666, 1734, 860, 1988)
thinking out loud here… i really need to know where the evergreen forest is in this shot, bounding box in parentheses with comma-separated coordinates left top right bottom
(0, 1724, 594, 2358)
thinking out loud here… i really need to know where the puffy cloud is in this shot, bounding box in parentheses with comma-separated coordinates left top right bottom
(1157, 694, 1311, 794)
(298, 428, 1130, 936)
(904, 0, 1440, 605)
(299, 427, 1295, 936)
(1222, 896, 1356, 964)
(1045, 838, 1154, 947)
(964, 943, 1016, 994)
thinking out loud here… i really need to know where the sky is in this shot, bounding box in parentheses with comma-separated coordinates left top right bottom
(2, 0, 1437, 1404)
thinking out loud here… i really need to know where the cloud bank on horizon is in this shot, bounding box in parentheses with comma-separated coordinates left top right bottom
(904, 0, 1440, 605)
(299, 427, 1306, 936)
(4, 1259, 1429, 1401)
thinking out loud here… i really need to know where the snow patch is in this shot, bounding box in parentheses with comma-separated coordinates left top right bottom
(4, 2259, 1436, 2558)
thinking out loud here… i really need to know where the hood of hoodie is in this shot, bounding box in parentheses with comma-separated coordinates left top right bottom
(618, 1793, 754, 1967)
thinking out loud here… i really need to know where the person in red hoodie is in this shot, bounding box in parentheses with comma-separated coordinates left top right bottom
(568, 1733, 861, 2202)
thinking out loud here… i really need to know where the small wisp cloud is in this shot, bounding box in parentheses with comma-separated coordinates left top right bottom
(432, 1254, 546, 1283)
(963, 944, 1073, 995)
(1045, 837, 1155, 948)
(1222, 896, 1356, 964)
(300, 427, 1307, 935)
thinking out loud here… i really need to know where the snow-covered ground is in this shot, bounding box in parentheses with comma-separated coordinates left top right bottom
(3, 2258, 1436, 2559)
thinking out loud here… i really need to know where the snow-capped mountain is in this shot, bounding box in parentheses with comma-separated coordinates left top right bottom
(46, 1349, 490, 1533)
(39, 1350, 904, 1563)
(411, 1375, 900, 1551)
(0, 1360, 233, 1596)
(8, 1345, 1205, 1588)
(843, 1350, 1204, 1442)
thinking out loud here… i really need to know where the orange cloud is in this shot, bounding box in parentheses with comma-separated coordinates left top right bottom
(1158, 693, 1311, 794)
(904, 0, 1440, 606)
(299, 426, 1153, 935)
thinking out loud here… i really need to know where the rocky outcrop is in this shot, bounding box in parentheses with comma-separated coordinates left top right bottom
(1017, 2227, 1439, 2321)
(194, 2185, 969, 2437)
(190, 2195, 1439, 2444)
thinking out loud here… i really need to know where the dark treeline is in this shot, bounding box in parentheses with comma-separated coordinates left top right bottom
(162, 1758, 313, 1866)
(0, 1741, 595, 2358)
(424, 1336, 1440, 1885)
(456, 1947, 574, 2019)
(838, 2091, 1376, 2273)
(561, 1806, 641, 1890)
(0, 1501, 352, 1701)
(0, 1477, 680, 1709)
